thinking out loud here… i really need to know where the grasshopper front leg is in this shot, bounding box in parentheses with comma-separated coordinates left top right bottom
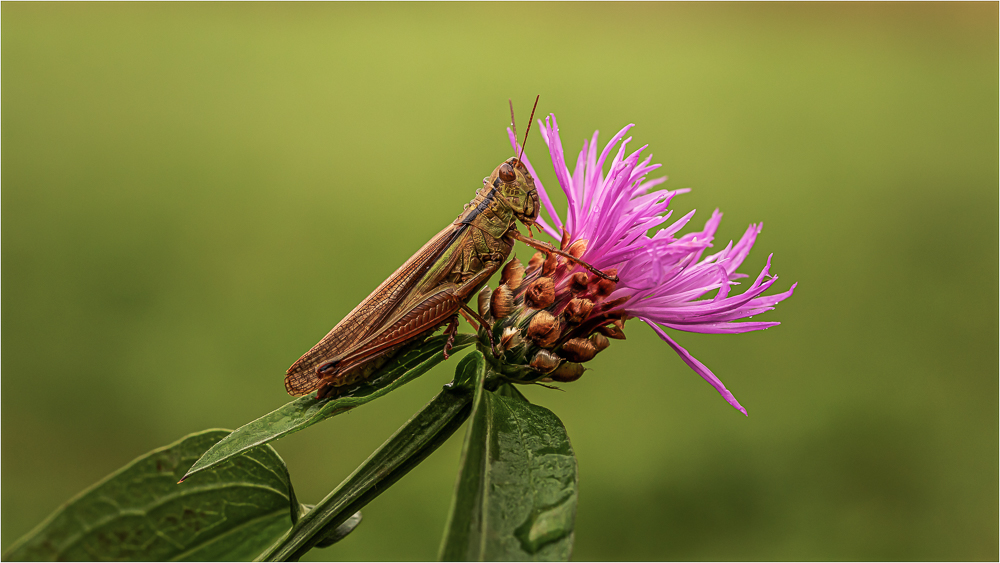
(512, 230, 619, 283)
(456, 301, 502, 358)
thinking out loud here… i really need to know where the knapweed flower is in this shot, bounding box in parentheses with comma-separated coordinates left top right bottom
(478, 115, 795, 416)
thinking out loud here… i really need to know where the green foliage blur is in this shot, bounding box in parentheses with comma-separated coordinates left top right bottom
(3, 3, 996, 560)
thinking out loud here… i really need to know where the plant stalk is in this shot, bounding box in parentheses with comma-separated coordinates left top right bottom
(257, 385, 475, 561)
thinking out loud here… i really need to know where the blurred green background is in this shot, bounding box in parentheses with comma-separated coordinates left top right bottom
(3, 2, 997, 560)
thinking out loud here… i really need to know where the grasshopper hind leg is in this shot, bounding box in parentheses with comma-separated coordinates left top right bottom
(316, 382, 334, 400)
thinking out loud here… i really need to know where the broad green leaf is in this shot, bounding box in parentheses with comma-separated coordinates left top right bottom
(258, 356, 483, 561)
(440, 381, 579, 561)
(4, 430, 296, 562)
(183, 334, 475, 481)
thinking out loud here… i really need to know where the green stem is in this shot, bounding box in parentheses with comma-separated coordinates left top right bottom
(256, 386, 475, 562)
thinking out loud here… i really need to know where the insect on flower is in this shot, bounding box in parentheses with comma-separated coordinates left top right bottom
(476, 114, 796, 415)
(284, 98, 619, 400)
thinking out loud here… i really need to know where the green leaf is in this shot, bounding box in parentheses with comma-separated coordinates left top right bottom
(258, 355, 484, 561)
(440, 380, 579, 561)
(3, 430, 296, 562)
(183, 334, 475, 481)
(494, 381, 529, 402)
(452, 347, 487, 390)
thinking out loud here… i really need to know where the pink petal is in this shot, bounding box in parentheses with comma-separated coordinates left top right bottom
(726, 223, 763, 275)
(642, 319, 748, 416)
(659, 320, 781, 334)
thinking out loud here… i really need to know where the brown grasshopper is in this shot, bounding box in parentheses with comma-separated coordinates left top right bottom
(285, 99, 616, 399)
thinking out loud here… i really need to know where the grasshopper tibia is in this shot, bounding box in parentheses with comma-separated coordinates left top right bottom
(316, 381, 336, 399)
(442, 315, 459, 359)
(457, 301, 502, 358)
(513, 230, 619, 283)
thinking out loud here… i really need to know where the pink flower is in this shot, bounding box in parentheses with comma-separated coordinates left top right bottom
(507, 115, 796, 416)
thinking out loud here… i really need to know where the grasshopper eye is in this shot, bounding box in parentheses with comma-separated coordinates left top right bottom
(498, 163, 516, 183)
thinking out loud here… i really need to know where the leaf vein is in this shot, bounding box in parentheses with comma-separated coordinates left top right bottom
(51, 483, 289, 556)
(168, 509, 287, 561)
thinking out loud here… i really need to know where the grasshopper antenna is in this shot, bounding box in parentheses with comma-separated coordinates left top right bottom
(509, 98, 518, 143)
(517, 95, 539, 165)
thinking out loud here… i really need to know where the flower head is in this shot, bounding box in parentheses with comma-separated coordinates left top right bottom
(482, 115, 795, 416)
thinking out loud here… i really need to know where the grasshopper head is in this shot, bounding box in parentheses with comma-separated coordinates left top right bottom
(491, 157, 540, 229)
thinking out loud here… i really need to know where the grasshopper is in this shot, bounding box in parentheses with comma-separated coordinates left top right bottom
(285, 99, 616, 399)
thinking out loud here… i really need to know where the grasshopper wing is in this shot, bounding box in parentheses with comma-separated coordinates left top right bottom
(284, 224, 464, 395)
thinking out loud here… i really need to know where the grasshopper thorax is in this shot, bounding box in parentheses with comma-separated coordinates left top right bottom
(488, 157, 540, 230)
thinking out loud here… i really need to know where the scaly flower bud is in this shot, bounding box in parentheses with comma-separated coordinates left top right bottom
(598, 322, 626, 340)
(526, 310, 560, 347)
(500, 258, 525, 290)
(490, 284, 514, 319)
(550, 361, 585, 383)
(593, 268, 618, 298)
(529, 349, 562, 373)
(590, 333, 610, 352)
(500, 326, 523, 351)
(564, 298, 594, 324)
(477, 286, 491, 320)
(561, 337, 597, 363)
(525, 277, 555, 309)
(541, 252, 558, 277)
(528, 251, 545, 273)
